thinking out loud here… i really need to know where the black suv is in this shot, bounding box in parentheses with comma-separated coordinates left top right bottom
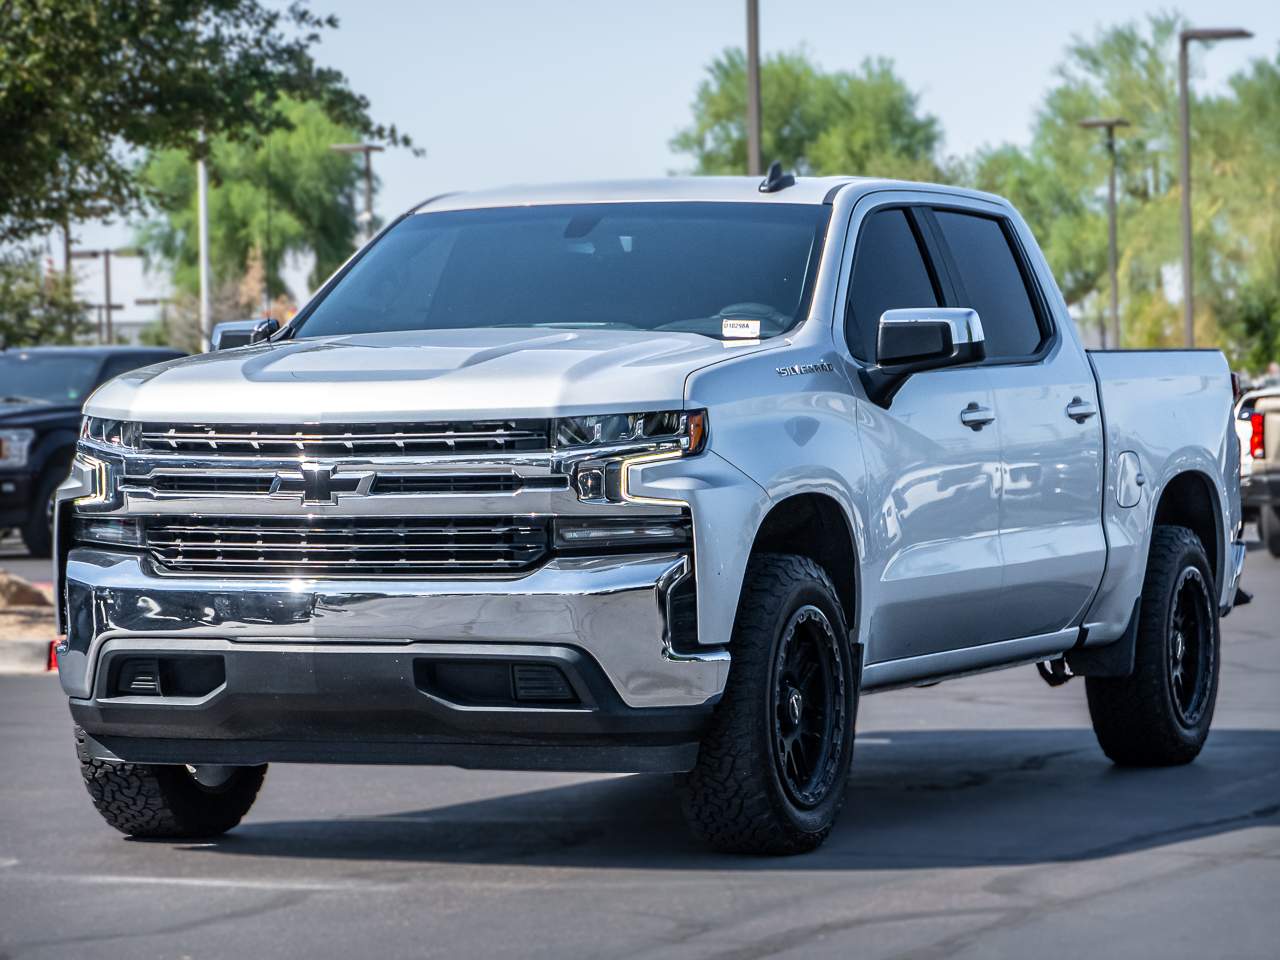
(0, 346, 185, 556)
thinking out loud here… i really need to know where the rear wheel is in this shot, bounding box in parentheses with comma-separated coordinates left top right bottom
(1261, 505, 1280, 559)
(1085, 526, 1220, 766)
(678, 554, 857, 855)
(76, 727, 266, 838)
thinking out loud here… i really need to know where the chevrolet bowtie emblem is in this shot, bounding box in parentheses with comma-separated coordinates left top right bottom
(270, 464, 373, 504)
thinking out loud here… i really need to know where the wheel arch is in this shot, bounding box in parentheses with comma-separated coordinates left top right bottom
(745, 492, 860, 633)
(1152, 469, 1223, 594)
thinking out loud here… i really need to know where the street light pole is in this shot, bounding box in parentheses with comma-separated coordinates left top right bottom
(1178, 26, 1252, 347)
(196, 134, 212, 348)
(745, 0, 762, 177)
(1080, 117, 1130, 349)
(330, 144, 385, 246)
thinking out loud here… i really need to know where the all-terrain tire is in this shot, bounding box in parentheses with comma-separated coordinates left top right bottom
(1260, 505, 1280, 559)
(1085, 525, 1220, 766)
(76, 727, 267, 838)
(678, 553, 857, 855)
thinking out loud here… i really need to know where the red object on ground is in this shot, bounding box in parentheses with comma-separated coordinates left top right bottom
(47, 638, 61, 671)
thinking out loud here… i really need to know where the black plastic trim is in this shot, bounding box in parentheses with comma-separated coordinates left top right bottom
(1066, 599, 1140, 677)
(69, 641, 713, 772)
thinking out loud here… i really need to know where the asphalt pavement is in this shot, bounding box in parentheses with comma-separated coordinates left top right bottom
(1, 543, 1277, 959)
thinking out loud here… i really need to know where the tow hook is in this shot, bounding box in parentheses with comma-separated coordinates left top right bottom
(1037, 658, 1073, 687)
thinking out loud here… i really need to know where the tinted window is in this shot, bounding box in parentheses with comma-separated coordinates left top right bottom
(845, 209, 938, 361)
(295, 203, 830, 341)
(0, 353, 100, 405)
(933, 211, 1043, 359)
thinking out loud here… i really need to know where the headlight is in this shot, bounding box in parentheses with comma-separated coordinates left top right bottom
(554, 516, 691, 551)
(80, 417, 140, 448)
(73, 516, 144, 547)
(0, 429, 35, 469)
(554, 410, 707, 455)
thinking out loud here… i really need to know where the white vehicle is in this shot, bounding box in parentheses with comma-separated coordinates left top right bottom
(56, 172, 1246, 853)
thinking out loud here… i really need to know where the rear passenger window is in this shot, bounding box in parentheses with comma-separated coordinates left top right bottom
(845, 209, 939, 362)
(932, 211, 1044, 359)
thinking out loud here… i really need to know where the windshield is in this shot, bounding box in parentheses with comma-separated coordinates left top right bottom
(0, 353, 101, 405)
(294, 202, 830, 341)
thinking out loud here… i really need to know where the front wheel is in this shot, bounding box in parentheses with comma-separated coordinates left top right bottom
(77, 727, 266, 838)
(679, 553, 858, 855)
(1085, 525, 1220, 766)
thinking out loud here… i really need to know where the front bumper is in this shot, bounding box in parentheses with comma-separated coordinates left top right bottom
(60, 548, 729, 771)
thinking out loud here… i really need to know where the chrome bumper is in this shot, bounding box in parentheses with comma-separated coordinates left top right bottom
(58, 548, 729, 708)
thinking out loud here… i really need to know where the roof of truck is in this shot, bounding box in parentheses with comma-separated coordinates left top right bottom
(416, 176, 1001, 213)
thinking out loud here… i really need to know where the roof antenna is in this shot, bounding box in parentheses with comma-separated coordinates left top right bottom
(758, 160, 795, 193)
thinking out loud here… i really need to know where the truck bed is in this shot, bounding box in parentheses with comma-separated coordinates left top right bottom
(1082, 349, 1241, 641)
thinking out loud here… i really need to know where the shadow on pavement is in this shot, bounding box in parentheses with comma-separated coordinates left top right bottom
(192, 727, 1280, 870)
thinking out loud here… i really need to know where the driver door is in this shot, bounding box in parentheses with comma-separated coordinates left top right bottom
(840, 203, 1004, 665)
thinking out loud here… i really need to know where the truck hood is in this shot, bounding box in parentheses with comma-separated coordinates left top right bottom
(86, 328, 772, 422)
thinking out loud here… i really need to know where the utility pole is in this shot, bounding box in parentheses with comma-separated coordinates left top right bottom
(196, 134, 212, 349)
(1079, 117, 1130, 349)
(1178, 26, 1252, 347)
(745, 0, 762, 176)
(330, 143, 385, 246)
(70, 247, 141, 344)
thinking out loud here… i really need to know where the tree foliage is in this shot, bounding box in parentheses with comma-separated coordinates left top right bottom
(671, 49, 943, 180)
(0, 0, 414, 245)
(136, 96, 362, 304)
(0, 251, 90, 347)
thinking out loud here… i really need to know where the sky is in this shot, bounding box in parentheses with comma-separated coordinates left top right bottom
(54, 0, 1277, 335)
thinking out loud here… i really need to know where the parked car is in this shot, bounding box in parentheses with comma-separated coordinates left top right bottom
(0, 346, 184, 556)
(1237, 386, 1280, 556)
(55, 175, 1244, 854)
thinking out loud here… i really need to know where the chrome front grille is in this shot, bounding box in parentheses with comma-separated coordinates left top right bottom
(137, 420, 552, 457)
(121, 471, 568, 498)
(143, 516, 550, 577)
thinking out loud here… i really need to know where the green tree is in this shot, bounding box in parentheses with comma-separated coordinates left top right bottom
(671, 49, 942, 179)
(137, 96, 362, 304)
(0, 250, 90, 347)
(0, 0, 414, 245)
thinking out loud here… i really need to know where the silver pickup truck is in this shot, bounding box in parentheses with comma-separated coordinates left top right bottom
(55, 174, 1246, 854)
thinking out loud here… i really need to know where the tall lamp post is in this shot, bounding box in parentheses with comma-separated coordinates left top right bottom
(330, 143, 385, 246)
(1079, 117, 1130, 349)
(1178, 26, 1252, 347)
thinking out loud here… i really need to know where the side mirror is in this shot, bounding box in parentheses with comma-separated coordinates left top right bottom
(859, 308, 985, 407)
(209, 317, 280, 351)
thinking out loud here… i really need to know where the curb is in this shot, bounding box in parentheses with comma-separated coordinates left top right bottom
(0, 637, 58, 675)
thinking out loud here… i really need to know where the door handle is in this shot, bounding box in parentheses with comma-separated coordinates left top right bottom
(960, 402, 996, 431)
(1066, 397, 1098, 423)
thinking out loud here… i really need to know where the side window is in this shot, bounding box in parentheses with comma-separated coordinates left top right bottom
(844, 209, 939, 362)
(932, 210, 1044, 359)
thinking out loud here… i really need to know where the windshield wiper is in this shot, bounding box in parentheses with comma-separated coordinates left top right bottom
(0, 395, 50, 405)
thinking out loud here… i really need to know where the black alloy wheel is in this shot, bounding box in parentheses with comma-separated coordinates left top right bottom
(772, 605, 847, 808)
(1167, 565, 1215, 729)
